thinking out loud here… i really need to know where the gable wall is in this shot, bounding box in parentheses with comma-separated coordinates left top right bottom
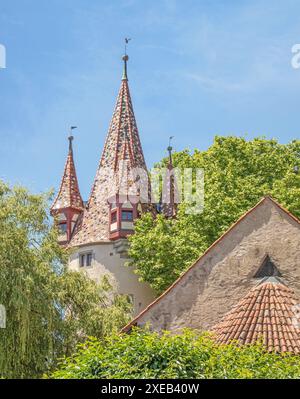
(136, 200, 300, 331)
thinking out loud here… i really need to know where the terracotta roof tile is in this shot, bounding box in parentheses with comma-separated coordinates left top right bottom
(211, 277, 300, 353)
(70, 62, 147, 246)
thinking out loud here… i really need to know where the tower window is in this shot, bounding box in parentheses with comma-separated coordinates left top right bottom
(79, 252, 93, 267)
(86, 253, 93, 267)
(58, 223, 67, 234)
(122, 210, 133, 221)
(79, 254, 85, 267)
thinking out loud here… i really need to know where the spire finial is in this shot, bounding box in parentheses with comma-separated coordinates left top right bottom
(68, 126, 77, 152)
(122, 38, 131, 80)
(167, 136, 174, 165)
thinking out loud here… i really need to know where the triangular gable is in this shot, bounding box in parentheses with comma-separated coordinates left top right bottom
(122, 196, 300, 332)
(253, 254, 282, 278)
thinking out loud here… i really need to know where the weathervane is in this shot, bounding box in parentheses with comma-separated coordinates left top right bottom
(68, 126, 77, 152)
(124, 37, 131, 56)
(122, 38, 131, 80)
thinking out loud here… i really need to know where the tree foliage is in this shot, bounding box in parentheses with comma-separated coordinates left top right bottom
(51, 328, 300, 379)
(129, 137, 300, 294)
(0, 181, 131, 378)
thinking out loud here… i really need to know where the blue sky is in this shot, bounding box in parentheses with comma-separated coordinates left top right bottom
(1, 0, 300, 199)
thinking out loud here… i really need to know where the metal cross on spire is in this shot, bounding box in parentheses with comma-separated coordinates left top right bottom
(168, 136, 174, 161)
(122, 38, 131, 80)
(68, 126, 77, 152)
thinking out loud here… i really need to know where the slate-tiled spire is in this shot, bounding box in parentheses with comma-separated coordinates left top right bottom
(51, 135, 84, 213)
(71, 55, 148, 245)
(212, 277, 300, 354)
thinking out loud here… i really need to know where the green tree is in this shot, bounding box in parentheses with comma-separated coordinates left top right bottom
(0, 181, 131, 378)
(51, 328, 300, 379)
(129, 137, 300, 294)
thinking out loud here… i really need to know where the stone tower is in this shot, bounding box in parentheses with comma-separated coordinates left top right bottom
(53, 55, 155, 315)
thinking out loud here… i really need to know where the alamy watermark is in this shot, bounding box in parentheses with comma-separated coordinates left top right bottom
(0, 43, 6, 68)
(95, 161, 205, 215)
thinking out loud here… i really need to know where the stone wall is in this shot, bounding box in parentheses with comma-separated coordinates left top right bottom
(69, 239, 155, 316)
(133, 198, 300, 331)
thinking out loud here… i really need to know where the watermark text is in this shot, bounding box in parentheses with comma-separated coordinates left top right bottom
(0, 43, 6, 68)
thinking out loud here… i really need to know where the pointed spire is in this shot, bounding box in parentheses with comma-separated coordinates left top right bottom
(68, 134, 74, 153)
(51, 133, 83, 213)
(99, 50, 146, 173)
(70, 52, 148, 245)
(122, 37, 131, 80)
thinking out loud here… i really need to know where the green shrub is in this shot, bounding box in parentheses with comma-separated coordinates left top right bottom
(51, 328, 300, 379)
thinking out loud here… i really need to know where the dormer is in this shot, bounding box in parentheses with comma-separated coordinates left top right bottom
(108, 194, 143, 240)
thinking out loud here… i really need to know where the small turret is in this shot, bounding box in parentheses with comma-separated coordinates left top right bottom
(51, 131, 84, 244)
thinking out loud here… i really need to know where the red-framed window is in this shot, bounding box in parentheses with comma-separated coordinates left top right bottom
(111, 211, 117, 223)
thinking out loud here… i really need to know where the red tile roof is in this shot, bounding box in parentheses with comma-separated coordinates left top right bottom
(51, 138, 83, 213)
(70, 58, 147, 246)
(211, 277, 300, 353)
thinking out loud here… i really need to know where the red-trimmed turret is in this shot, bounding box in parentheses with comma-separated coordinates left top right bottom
(106, 53, 148, 240)
(51, 133, 84, 244)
